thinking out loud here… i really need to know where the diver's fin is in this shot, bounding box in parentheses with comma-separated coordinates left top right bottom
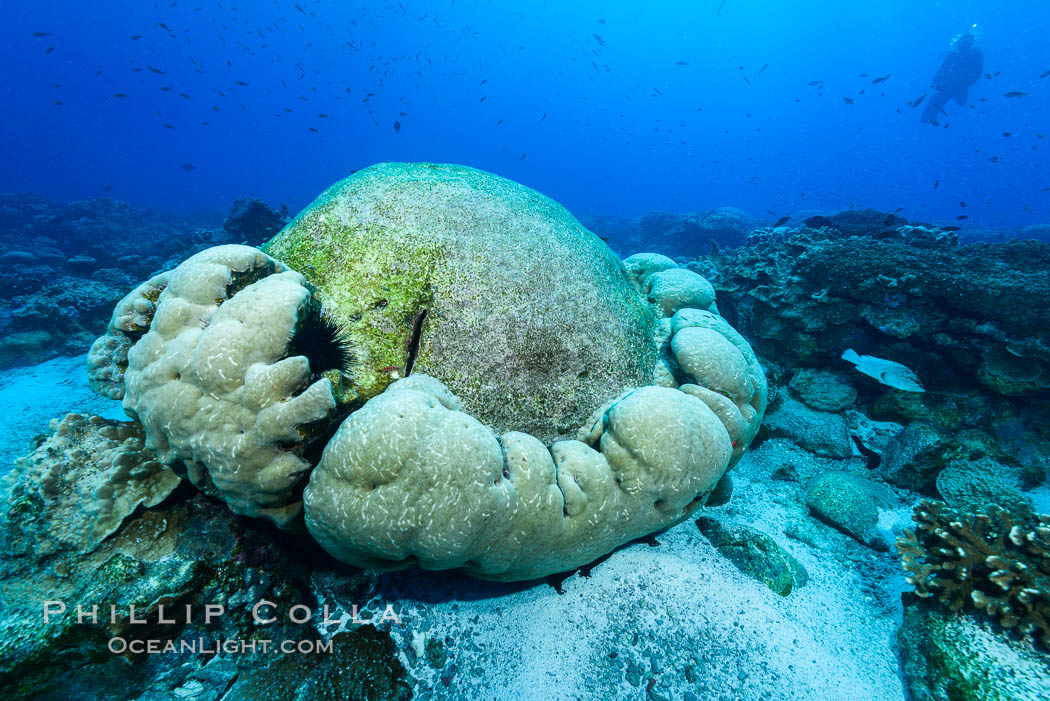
(920, 92, 948, 124)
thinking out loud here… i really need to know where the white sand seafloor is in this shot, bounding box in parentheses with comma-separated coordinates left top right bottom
(0, 355, 125, 475)
(3, 355, 909, 700)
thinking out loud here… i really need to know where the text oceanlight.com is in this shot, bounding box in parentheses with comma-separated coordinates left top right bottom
(109, 637, 335, 655)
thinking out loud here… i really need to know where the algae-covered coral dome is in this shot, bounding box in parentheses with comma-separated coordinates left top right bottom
(265, 161, 658, 442)
(87, 162, 767, 581)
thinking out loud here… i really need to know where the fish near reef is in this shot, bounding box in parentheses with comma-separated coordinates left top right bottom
(841, 349, 925, 392)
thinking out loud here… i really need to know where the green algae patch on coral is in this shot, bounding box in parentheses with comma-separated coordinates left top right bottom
(267, 162, 658, 443)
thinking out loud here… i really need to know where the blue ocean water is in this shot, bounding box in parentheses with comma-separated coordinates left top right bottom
(1, 0, 1048, 227)
(2, 3, 1050, 701)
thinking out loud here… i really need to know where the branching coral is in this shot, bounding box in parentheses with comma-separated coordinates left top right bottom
(898, 499, 1050, 644)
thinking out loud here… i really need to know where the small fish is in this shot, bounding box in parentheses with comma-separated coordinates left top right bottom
(807, 80, 823, 86)
(164, 123, 175, 129)
(871, 73, 891, 84)
(32, 32, 51, 37)
(113, 93, 128, 98)
(235, 80, 249, 86)
(910, 92, 928, 108)
(156, 22, 172, 32)
(960, 201, 967, 208)
(519, 153, 526, 160)
(759, 63, 768, 74)
(773, 215, 790, 227)
(843, 97, 854, 104)
(308, 127, 319, 132)
(934, 179, 939, 189)
(1040, 70, 1050, 79)
(45, 46, 54, 54)
(180, 163, 197, 170)
(941, 225, 961, 232)
(592, 33, 605, 47)
(841, 349, 925, 393)
(540, 112, 547, 121)
(1004, 91, 1027, 98)
(130, 34, 143, 40)
(717, 0, 728, 15)
(676, 61, 688, 66)
(147, 65, 165, 74)
(393, 120, 401, 133)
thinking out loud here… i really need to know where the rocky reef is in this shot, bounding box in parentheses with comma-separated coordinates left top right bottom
(583, 206, 757, 258)
(0, 194, 286, 370)
(691, 216, 1050, 502)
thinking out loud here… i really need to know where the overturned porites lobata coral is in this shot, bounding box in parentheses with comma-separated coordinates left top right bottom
(898, 499, 1050, 644)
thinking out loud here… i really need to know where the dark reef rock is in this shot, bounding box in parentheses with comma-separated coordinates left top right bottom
(700, 220, 1050, 400)
(822, 208, 911, 239)
(694, 215, 1050, 506)
(583, 207, 756, 258)
(0, 193, 259, 370)
(222, 197, 289, 246)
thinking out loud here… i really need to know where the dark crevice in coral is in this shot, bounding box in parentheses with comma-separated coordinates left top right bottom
(225, 260, 276, 299)
(298, 406, 354, 467)
(404, 307, 428, 376)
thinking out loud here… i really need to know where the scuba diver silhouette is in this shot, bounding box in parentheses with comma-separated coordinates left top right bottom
(921, 32, 984, 125)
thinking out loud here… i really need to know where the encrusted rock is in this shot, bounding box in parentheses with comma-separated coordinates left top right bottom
(696, 517, 808, 596)
(1, 413, 181, 559)
(763, 396, 852, 459)
(878, 422, 950, 492)
(788, 368, 856, 412)
(805, 471, 896, 550)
